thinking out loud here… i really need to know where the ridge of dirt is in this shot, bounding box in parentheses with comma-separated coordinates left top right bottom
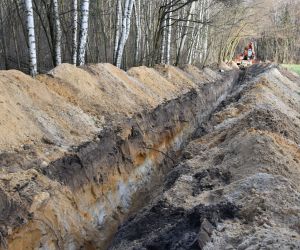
(0, 63, 237, 249)
(110, 64, 300, 250)
(0, 63, 223, 171)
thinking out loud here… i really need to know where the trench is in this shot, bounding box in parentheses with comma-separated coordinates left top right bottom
(4, 69, 242, 250)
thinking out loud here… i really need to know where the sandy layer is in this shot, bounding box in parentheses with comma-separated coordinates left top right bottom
(110, 64, 300, 250)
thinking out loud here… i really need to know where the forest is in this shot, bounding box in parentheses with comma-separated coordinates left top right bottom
(0, 0, 299, 76)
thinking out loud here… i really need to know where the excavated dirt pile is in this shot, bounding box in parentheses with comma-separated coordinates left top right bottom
(0, 63, 239, 249)
(1, 62, 299, 250)
(110, 65, 300, 250)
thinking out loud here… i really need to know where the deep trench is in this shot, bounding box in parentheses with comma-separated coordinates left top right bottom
(47, 69, 243, 249)
(2, 69, 246, 250)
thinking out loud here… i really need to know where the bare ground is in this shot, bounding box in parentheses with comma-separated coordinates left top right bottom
(110, 64, 300, 250)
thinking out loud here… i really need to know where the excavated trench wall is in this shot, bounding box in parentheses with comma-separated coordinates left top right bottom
(1, 68, 240, 249)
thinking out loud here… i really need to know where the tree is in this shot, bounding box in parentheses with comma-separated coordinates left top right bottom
(77, 0, 90, 66)
(134, 0, 141, 65)
(53, 0, 62, 65)
(72, 0, 78, 65)
(24, 0, 38, 76)
(114, 0, 135, 68)
(0, 0, 298, 73)
(165, 0, 172, 64)
(113, 0, 122, 63)
(0, 4, 8, 69)
(175, 1, 196, 65)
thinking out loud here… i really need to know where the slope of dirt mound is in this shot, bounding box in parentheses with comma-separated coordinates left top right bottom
(219, 62, 232, 71)
(0, 69, 98, 153)
(0, 63, 217, 161)
(154, 64, 198, 92)
(0, 64, 239, 249)
(127, 66, 181, 101)
(43, 63, 141, 117)
(110, 64, 300, 250)
(181, 64, 222, 83)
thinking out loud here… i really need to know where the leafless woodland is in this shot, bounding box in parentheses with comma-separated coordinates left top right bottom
(0, 0, 299, 75)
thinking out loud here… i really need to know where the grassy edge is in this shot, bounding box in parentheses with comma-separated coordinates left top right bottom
(281, 64, 300, 76)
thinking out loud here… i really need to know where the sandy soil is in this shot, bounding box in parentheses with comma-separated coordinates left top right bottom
(0, 63, 216, 167)
(110, 64, 300, 250)
(0, 63, 230, 249)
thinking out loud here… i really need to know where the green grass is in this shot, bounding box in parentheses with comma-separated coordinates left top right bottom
(281, 64, 300, 76)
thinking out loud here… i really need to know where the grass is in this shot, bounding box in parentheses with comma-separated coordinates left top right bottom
(281, 64, 300, 76)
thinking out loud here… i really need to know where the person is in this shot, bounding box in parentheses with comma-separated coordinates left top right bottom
(248, 42, 255, 60)
(243, 47, 248, 60)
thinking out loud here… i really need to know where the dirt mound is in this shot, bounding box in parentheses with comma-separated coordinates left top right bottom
(219, 62, 232, 71)
(44, 63, 142, 116)
(228, 61, 240, 69)
(0, 64, 238, 249)
(110, 64, 300, 250)
(181, 64, 216, 83)
(0, 63, 221, 158)
(0, 69, 98, 152)
(127, 66, 181, 101)
(154, 64, 198, 91)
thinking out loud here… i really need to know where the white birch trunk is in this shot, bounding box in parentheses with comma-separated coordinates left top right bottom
(145, 1, 152, 65)
(24, 0, 37, 76)
(134, 0, 141, 65)
(187, 24, 198, 64)
(113, 0, 122, 63)
(77, 0, 90, 66)
(176, 1, 196, 65)
(175, 12, 182, 55)
(115, 0, 135, 68)
(165, 1, 172, 65)
(72, 0, 78, 65)
(160, 17, 166, 64)
(202, 0, 210, 62)
(197, 0, 205, 64)
(53, 0, 62, 65)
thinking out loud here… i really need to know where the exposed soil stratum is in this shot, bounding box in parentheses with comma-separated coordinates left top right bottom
(110, 65, 300, 250)
(0, 63, 299, 250)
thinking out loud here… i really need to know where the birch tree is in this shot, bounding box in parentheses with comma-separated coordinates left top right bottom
(160, 16, 167, 64)
(175, 1, 196, 65)
(114, 0, 135, 68)
(24, 0, 37, 76)
(2, 0, 298, 72)
(72, 0, 78, 65)
(113, 0, 122, 63)
(134, 0, 141, 65)
(77, 0, 90, 66)
(53, 0, 62, 66)
(201, 0, 210, 64)
(165, 0, 172, 64)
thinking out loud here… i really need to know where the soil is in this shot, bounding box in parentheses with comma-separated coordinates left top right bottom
(0, 63, 237, 249)
(0, 63, 210, 171)
(110, 64, 300, 250)
(0, 62, 299, 250)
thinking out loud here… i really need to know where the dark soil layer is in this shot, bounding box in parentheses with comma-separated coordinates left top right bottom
(110, 65, 300, 250)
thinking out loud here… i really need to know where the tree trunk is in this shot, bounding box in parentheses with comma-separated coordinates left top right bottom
(113, 0, 122, 63)
(72, 0, 78, 65)
(24, 0, 38, 76)
(0, 5, 9, 69)
(77, 0, 90, 66)
(134, 0, 141, 65)
(53, 0, 62, 66)
(160, 17, 166, 64)
(115, 0, 135, 68)
(202, 0, 210, 63)
(165, 1, 172, 65)
(175, 1, 196, 66)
